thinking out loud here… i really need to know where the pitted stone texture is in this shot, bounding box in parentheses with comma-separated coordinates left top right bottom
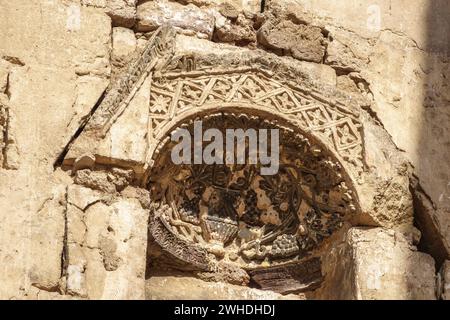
(0, 60, 8, 93)
(81, 0, 137, 28)
(175, 0, 260, 13)
(0, 95, 19, 169)
(351, 228, 436, 300)
(29, 186, 66, 292)
(213, 12, 257, 46)
(364, 31, 450, 215)
(112, 27, 137, 67)
(65, 193, 149, 299)
(106, 0, 137, 28)
(291, 0, 450, 54)
(439, 261, 450, 300)
(137, 0, 215, 39)
(258, 20, 326, 63)
(146, 276, 304, 300)
(325, 30, 372, 73)
(311, 227, 436, 300)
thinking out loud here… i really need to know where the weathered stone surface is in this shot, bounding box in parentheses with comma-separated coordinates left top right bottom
(293, 0, 450, 54)
(137, 0, 215, 39)
(258, 20, 326, 63)
(364, 31, 450, 216)
(0, 60, 8, 93)
(325, 29, 371, 73)
(0, 89, 20, 170)
(29, 186, 66, 291)
(351, 228, 436, 300)
(109, 77, 150, 163)
(106, 0, 137, 28)
(112, 27, 137, 67)
(175, 0, 260, 13)
(213, 8, 257, 46)
(146, 276, 304, 300)
(65, 194, 149, 299)
(312, 228, 437, 300)
(0, 1, 110, 299)
(0, 0, 449, 301)
(439, 261, 450, 300)
(81, 0, 137, 28)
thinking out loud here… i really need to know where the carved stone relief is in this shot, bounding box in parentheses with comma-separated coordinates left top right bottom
(62, 27, 365, 274)
(148, 113, 357, 270)
(145, 69, 364, 174)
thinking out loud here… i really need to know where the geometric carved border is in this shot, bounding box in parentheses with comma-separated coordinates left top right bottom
(69, 26, 364, 180)
(146, 69, 363, 173)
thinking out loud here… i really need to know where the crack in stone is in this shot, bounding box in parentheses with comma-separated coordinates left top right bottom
(53, 88, 108, 169)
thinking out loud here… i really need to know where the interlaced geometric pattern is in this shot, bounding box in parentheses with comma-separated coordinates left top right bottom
(148, 71, 363, 168)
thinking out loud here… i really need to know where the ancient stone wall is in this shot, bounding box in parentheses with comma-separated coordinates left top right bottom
(0, 0, 448, 300)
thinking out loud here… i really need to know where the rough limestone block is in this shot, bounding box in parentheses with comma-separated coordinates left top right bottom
(65, 193, 149, 299)
(109, 77, 150, 163)
(213, 12, 257, 45)
(258, 20, 326, 63)
(351, 228, 436, 300)
(112, 27, 137, 66)
(106, 0, 137, 28)
(29, 186, 66, 291)
(137, 0, 215, 39)
(287, 0, 450, 53)
(0, 61, 9, 93)
(325, 35, 369, 73)
(146, 276, 304, 300)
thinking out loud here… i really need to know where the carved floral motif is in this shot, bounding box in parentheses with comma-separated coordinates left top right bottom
(149, 114, 356, 269)
(147, 71, 363, 172)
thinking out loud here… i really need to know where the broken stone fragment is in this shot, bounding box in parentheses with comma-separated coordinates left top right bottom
(29, 187, 67, 292)
(66, 263, 87, 297)
(325, 38, 366, 73)
(258, 20, 326, 63)
(82, 0, 136, 27)
(106, 0, 137, 28)
(146, 275, 303, 300)
(136, 0, 215, 39)
(73, 154, 96, 171)
(266, 0, 314, 25)
(74, 169, 117, 193)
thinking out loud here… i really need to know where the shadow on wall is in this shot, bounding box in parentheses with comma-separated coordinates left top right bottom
(413, 0, 450, 269)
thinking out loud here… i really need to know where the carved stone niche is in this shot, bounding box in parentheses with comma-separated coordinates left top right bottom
(147, 111, 357, 290)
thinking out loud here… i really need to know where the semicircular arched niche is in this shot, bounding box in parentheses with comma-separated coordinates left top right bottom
(61, 27, 378, 294)
(148, 111, 358, 272)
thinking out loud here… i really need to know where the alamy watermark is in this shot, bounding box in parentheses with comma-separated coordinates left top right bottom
(170, 121, 280, 175)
